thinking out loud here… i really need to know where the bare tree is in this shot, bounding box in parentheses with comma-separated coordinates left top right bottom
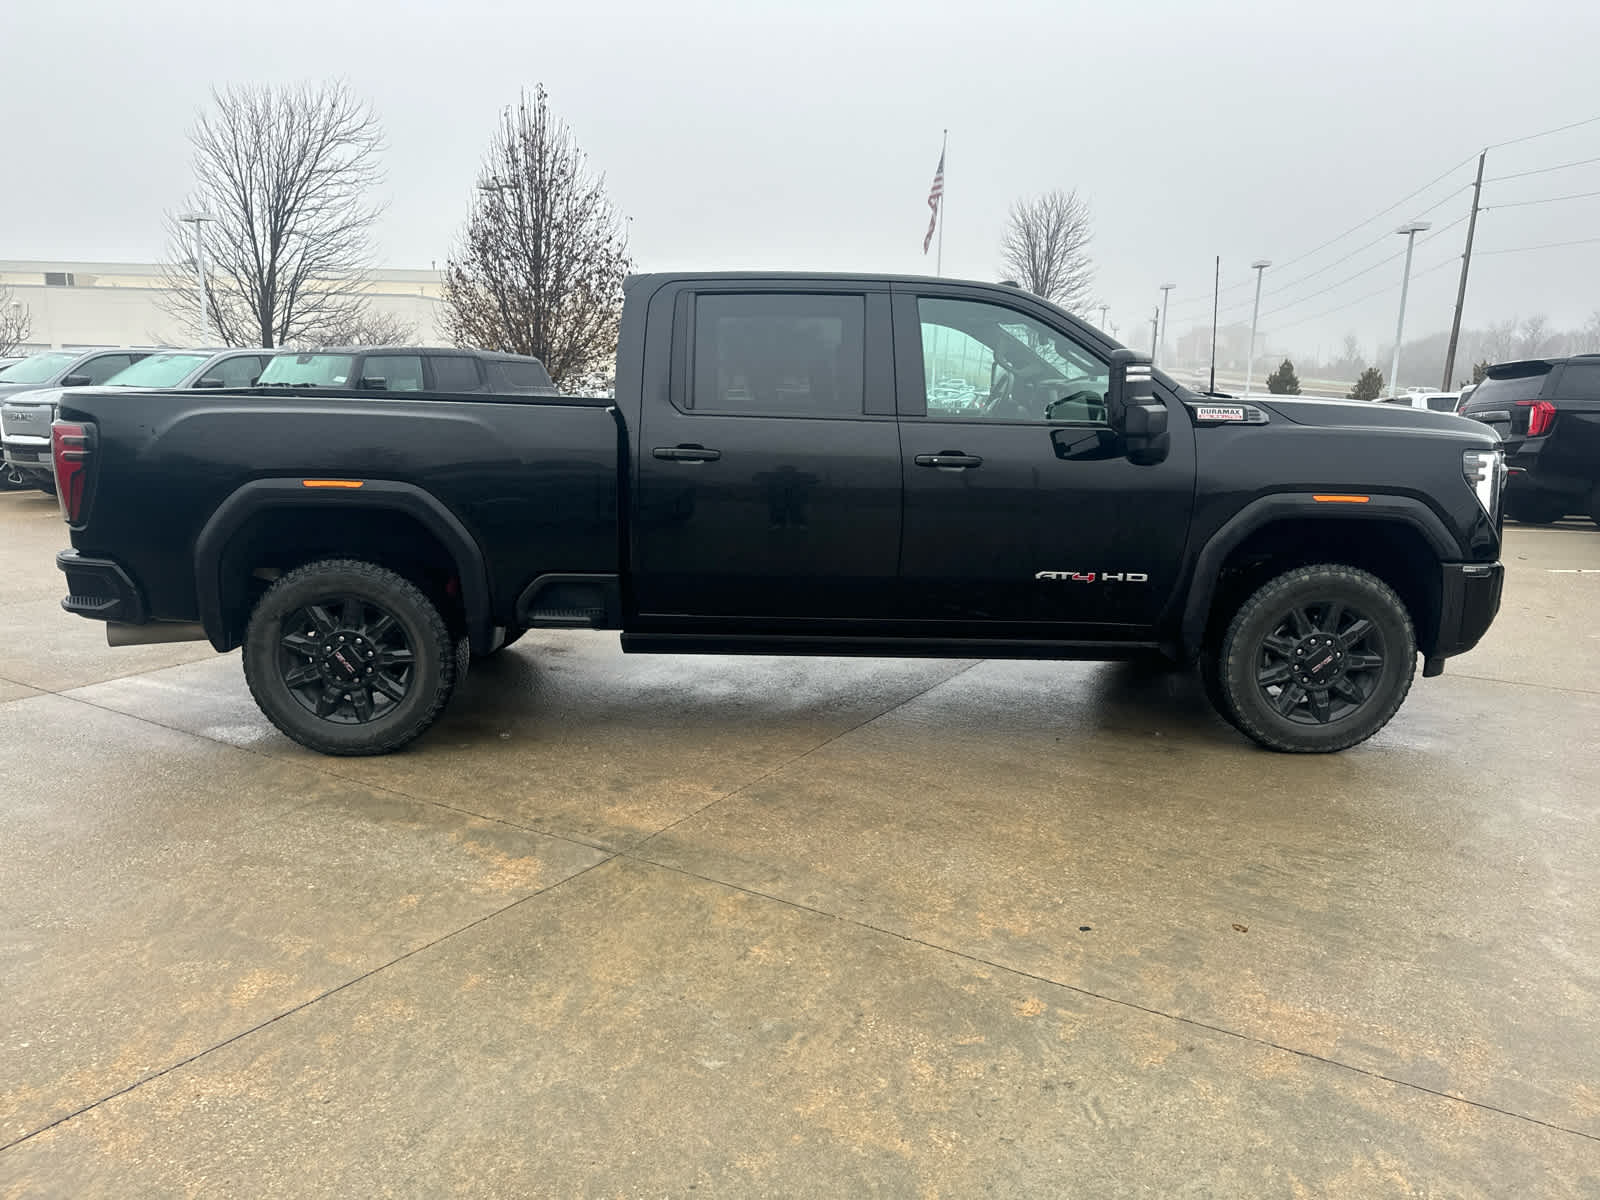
(1518, 314, 1553, 359)
(0, 286, 30, 356)
(1580, 311, 1600, 354)
(442, 86, 631, 390)
(1481, 317, 1519, 364)
(160, 81, 386, 348)
(998, 189, 1094, 314)
(308, 309, 418, 348)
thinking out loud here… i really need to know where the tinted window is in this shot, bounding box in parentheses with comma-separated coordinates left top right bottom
(102, 352, 210, 387)
(1425, 395, 1459, 412)
(258, 353, 356, 387)
(207, 355, 268, 388)
(1466, 369, 1549, 410)
(428, 355, 483, 392)
(361, 354, 424, 392)
(1555, 361, 1600, 400)
(918, 297, 1109, 423)
(486, 359, 555, 393)
(80, 354, 135, 384)
(692, 293, 864, 416)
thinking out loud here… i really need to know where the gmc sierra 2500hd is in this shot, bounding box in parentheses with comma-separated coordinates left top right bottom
(51, 272, 1506, 756)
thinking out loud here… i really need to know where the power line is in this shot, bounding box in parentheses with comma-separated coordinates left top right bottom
(1481, 188, 1600, 211)
(1485, 112, 1600, 152)
(1477, 235, 1600, 256)
(1484, 154, 1600, 183)
(1267, 256, 1458, 336)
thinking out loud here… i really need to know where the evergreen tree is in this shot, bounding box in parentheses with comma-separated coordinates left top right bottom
(1265, 359, 1301, 395)
(1471, 360, 1491, 385)
(1348, 366, 1384, 401)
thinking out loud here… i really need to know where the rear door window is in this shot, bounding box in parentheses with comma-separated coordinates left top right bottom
(427, 355, 484, 392)
(486, 359, 555, 393)
(691, 293, 865, 417)
(1467, 370, 1549, 411)
(208, 355, 268, 388)
(79, 354, 136, 384)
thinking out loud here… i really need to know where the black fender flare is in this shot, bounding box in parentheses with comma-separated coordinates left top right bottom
(193, 478, 494, 654)
(1177, 492, 1458, 659)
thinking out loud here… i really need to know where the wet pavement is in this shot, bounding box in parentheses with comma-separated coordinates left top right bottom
(2, 488, 1598, 1197)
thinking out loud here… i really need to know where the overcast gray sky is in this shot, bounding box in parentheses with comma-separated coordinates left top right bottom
(4, 0, 1599, 360)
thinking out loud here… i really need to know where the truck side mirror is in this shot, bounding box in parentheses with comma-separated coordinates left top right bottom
(359, 376, 387, 391)
(60, 374, 92, 387)
(193, 377, 225, 389)
(1106, 349, 1170, 466)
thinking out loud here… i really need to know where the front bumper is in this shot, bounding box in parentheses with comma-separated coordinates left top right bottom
(2, 436, 53, 476)
(57, 550, 146, 624)
(1425, 561, 1503, 674)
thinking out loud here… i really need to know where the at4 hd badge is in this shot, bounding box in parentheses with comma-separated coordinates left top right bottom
(1035, 571, 1150, 583)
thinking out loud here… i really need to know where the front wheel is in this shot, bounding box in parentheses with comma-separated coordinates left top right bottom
(242, 559, 459, 756)
(1213, 564, 1416, 753)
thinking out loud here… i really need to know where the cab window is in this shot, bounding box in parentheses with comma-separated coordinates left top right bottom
(918, 298, 1109, 423)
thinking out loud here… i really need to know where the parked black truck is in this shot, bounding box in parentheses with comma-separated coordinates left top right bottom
(51, 273, 1506, 756)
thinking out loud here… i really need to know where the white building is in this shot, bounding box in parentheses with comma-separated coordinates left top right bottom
(0, 259, 447, 351)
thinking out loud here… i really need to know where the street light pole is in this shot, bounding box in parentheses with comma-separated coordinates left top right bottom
(1389, 221, 1431, 397)
(1243, 259, 1271, 396)
(1157, 283, 1175, 365)
(178, 212, 214, 343)
(1097, 303, 1110, 331)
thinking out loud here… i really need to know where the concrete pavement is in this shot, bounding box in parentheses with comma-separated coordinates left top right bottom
(2, 489, 1598, 1197)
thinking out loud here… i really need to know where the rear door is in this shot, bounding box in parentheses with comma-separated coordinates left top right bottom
(893, 286, 1195, 633)
(632, 284, 902, 622)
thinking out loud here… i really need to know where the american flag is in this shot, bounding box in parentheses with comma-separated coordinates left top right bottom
(923, 149, 945, 254)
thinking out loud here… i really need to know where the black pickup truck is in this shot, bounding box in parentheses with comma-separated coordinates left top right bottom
(51, 272, 1506, 756)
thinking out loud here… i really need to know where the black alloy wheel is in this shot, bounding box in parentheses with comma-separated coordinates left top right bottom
(1252, 601, 1386, 727)
(243, 559, 459, 756)
(278, 597, 415, 725)
(1213, 564, 1416, 753)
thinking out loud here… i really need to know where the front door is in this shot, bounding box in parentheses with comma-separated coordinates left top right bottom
(633, 288, 902, 623)
(895, 290, 1195, 634)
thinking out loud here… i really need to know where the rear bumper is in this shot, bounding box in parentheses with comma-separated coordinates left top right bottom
(1503, 440, 1591, 504)
(57, 550, 146, 624)
(1426, 561, 1503, 672)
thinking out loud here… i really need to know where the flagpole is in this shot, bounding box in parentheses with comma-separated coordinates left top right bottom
(936, 128, 947, 276)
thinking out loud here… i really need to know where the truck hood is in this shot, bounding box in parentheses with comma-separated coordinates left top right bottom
(1254, 396, 1498, 445)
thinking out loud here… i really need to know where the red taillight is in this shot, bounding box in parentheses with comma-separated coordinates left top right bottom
(51, 421, 92, 523)
(1516, 399, 1556, 437)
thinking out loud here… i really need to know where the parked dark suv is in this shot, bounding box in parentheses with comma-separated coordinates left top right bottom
(1460, 355, 1600, 526)
(255, 347, 555, 394)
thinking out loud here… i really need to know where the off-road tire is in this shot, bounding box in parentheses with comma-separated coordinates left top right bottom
(243, 558, 458, 756)
(1199, 650, 1241, 731)
(1216, 564, 1416, 753)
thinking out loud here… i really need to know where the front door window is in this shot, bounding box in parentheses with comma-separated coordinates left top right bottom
(919, 298, 1109, 424)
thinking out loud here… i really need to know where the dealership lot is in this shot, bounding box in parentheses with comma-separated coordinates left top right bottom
(2, 488, 1598, 1196)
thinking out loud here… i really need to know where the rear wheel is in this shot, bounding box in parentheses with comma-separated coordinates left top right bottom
(1215, 564, 1415, 753)
(242, 559, 458, 756)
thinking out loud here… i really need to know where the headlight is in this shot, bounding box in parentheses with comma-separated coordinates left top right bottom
(1463, 448, 1506, 523)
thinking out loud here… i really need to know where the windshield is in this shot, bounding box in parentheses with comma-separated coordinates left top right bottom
(0, 351, 78, 384)
(102, 352, 210, 388)
(257, 353, 356, 387)
(1466, 370, 1548, 410)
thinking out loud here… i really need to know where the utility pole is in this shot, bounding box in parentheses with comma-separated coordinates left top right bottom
(1441, 151, 1486, 390)
(178, 212, 214, 343)
(1208, 256, 1220, 394)
(1244, 259, 1271, 396)
(1158, 283, 1175, 365)
(1389, 221, 1431, 398)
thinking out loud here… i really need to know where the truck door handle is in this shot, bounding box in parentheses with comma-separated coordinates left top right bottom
(914, 453, 983, 469)
(653, 445, 722, 463)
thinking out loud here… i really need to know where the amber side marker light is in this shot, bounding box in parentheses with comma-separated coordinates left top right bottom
(1312, 494, 1370, 503)
(302, 479, 364, 489)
